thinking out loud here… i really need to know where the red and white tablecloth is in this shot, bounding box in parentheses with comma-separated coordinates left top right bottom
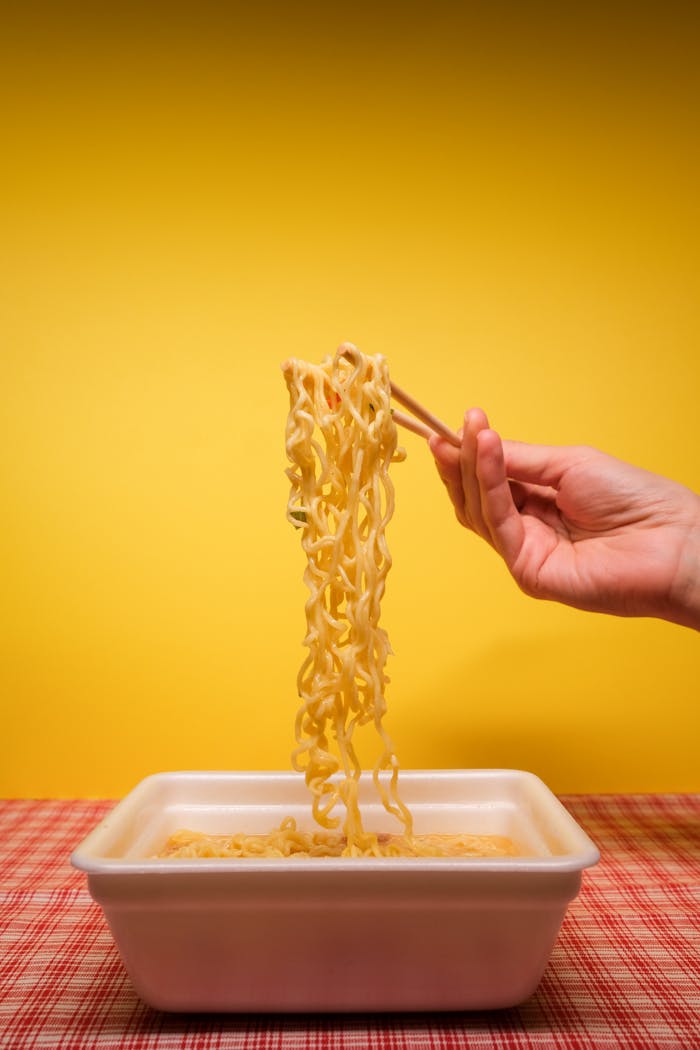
(1, 794, 698, 1049)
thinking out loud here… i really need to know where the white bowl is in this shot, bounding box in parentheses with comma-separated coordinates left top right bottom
(71, 769, 599, 1012)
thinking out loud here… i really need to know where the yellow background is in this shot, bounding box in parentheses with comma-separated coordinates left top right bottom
(2, 4, 698, 798)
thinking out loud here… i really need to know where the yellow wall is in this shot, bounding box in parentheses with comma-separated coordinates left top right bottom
(2, 4, 699, 797)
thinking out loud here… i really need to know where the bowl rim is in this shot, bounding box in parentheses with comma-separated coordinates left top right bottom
(70, 768, 601, 876)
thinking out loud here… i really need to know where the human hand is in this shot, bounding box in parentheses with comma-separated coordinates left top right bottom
(430, 409, 700, 630)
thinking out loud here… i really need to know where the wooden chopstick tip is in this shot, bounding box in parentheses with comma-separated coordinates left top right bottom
(337, 341, 360, 361)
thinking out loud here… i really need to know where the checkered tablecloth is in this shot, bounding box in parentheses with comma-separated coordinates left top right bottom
(1, 795, 698, 1049)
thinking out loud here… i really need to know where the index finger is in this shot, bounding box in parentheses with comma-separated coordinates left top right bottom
(476, 429, 525, 566)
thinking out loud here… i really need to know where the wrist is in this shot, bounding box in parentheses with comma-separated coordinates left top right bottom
(668, 493, 700, 631)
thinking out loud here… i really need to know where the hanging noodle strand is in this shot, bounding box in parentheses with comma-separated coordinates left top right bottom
(282, 346, 410, 855)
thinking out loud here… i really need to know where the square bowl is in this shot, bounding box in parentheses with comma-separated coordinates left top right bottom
(71, 769, 599, 1012)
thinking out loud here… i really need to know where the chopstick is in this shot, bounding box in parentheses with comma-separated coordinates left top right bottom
(338, 343, 461, 447)
(389, 380, 461, 447)
(390, 409, 436, 442)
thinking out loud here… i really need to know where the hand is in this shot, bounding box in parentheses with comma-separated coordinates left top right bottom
(430, 408, 700, 630)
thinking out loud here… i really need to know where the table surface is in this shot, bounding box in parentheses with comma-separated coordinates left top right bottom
(1, 793, 698, 1050)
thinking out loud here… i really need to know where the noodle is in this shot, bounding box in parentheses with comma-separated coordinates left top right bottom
(281, 346, 409, 855)
(156, 345, 518, 860)
(160, 823, 518, 859)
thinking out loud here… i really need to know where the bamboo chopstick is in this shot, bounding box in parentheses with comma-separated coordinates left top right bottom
(389, 380, 460, 447)
(391, 409, 435, 441)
